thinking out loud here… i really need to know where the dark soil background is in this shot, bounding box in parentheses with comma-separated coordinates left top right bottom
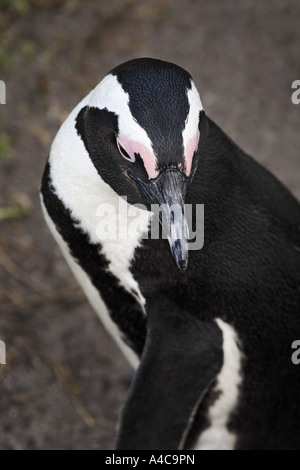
(0, 0, 299, 450)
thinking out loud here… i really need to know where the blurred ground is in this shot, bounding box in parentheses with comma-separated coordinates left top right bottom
(0, 0, 299, 450)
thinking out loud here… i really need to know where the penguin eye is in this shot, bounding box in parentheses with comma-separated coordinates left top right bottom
(119, 145, 131, 160)
(116, 138, 135, 163)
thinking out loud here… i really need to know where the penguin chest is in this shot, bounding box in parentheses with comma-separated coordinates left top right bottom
(95, 196, 151, 305)
(194, 319, 242, 450)
(41, 183, 151, 367)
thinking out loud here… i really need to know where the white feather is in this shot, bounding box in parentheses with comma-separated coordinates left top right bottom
(41, 196, 140, 368)
(194, 318, 242, 450)
(182, 81, 203, 147)
(48, 85, 151, 305)
(89, 74, 154, 156)
(46, 77, 154, 365)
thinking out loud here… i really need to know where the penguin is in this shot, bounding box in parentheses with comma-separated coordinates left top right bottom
(40, 58, 300, 450)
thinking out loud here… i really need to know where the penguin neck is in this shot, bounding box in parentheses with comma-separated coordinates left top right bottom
(48, 105, 151, 297)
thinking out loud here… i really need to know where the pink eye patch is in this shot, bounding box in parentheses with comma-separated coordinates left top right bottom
(116, 136, 159, 179)
(184, 129, 200, 176)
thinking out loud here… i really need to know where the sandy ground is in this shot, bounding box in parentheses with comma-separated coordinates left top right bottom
(0, 0, 299, 449)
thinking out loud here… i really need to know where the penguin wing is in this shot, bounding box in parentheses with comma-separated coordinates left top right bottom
(116, 301, 223, 450)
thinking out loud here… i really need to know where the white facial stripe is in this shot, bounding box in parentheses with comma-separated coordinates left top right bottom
(88, 74, 158, 178)
(182, 81, 203, 145)
(48, 95, 150, 307)
(89, 74, 203, 179)
(182, 81, 203, 175)
(185, 129, 200, 176)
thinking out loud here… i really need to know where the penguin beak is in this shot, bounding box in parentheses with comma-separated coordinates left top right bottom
(133, 169, 189, 271)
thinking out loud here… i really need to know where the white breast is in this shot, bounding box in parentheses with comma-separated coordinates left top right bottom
(45, 95, 152, 367)
(194, 318, 242, 450)
(41, 196, 143, 369)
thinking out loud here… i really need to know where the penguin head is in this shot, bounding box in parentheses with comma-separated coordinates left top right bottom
(75, 58, 208, 270)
